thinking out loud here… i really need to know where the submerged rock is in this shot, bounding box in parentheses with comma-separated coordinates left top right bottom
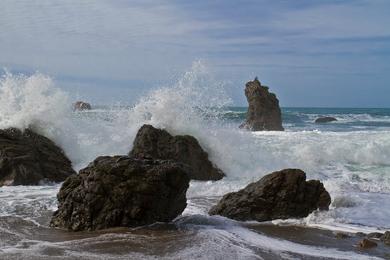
(358, 239, 377, 249)
(367, 232, 383, 239)
(314, 117, 337, 123)
(209, 169, 331, 221)
(73, 101, 92, 111)
(356, 232, 367, 237)
(240, 78, 284, 131)
(335, 232, 350, 239)
(381, 231, 390, 245)
(50, 156, 189, 231)
(129, 124, 225, 181)
(0, 128, 76, 186)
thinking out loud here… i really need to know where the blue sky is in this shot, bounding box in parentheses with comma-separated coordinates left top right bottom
(0, 0, 389, 107)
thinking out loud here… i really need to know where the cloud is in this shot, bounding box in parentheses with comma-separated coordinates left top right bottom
(0, 0, 389, 106)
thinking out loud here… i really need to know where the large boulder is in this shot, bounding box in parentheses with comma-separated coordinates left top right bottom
(73, 101, 92, 111)
(0, 128, 76, 186)
(50, 156, 190, 231)
(129, 124, 225, 181)
(209, 169, 331, 221)
(315, 117, 337, 124)
(240, 78, 284, 131)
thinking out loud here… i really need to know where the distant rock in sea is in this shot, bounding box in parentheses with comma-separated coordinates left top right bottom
(0, 128, 76, 186)
(381, 231, 390, 246)
(315, 117, 337, 123)
(335, 232, 350, 239)
(367, 232, 383, 239)
(50, 156, 189, 231)
(129, 124, 225, 181)
(73, 101, 92, 111)
(358, 239, 378, 249)
(209, 169, 331, 221)
(240, 78, 284, 131)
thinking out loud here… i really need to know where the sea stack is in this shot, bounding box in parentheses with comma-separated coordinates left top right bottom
(240, 78, 284, 131)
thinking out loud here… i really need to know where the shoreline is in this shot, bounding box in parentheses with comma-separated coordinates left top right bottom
(1, 212, 388, 259)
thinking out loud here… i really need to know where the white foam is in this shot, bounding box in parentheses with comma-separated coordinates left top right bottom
(0, 185, 60, 224)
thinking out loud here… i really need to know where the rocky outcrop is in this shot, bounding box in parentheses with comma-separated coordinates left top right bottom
(240, 78, 283, 131)
(315, 117, 337, 123)
(73, 101, 92, 111)
(129, 124, 224, 181)
(50, 156, 189, 231)
(209, 169, 331, 221)
(0, 128, 76, 186)
(358, 239, 377, 249)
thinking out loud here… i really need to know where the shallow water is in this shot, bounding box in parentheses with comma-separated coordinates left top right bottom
(0, 65, 389, 259)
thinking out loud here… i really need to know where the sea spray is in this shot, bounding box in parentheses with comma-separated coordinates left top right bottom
(128, 60, 232, 136)
(0, 62, 233, 171)
(0, 71, 69, 133)
(0, 71, 133, 170)
(2, 67, 390, 185)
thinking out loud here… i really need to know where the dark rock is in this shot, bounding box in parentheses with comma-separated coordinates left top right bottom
(129, 124, 224, 181)
(240, 78, 283, 131)
(73, 101, 92, 111)
(358, 239, 377, 249)
(381, 231, 390, 246)
(335, 232, 350, 239)
(50, 156, 190, 231)
(356, 232, 367, 237)
(209, 169, 331, 221)
(315, 117, 337, 124)
(367, 232, 383, 239)
(0, 128, 76, 186)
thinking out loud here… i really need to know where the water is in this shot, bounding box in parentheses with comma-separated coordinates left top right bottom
(0, 63, 389, 259)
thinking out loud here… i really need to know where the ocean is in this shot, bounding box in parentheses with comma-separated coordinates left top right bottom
(0, 70, 389, 259)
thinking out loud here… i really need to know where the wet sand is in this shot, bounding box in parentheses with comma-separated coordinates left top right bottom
(246, 223, 390, 259)
(0, 214, 388, 260)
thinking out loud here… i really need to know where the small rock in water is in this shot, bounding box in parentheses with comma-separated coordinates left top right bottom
(240, 77, 284, 131)
(335, 232, 350, 239)
(129, 124, 225, 181)
(50, 156, 189, 231)
(73, 101, 92, 111)
(209, 169, 331, 221)
(381, 231, 390, 246)
(314, 117, 337, 124)
(0, 128, 76, 186)
(367, 232, 383, 239)
(358, 239, 377, 249)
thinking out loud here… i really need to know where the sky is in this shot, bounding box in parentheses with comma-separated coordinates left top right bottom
(0, 0, 389, 107)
